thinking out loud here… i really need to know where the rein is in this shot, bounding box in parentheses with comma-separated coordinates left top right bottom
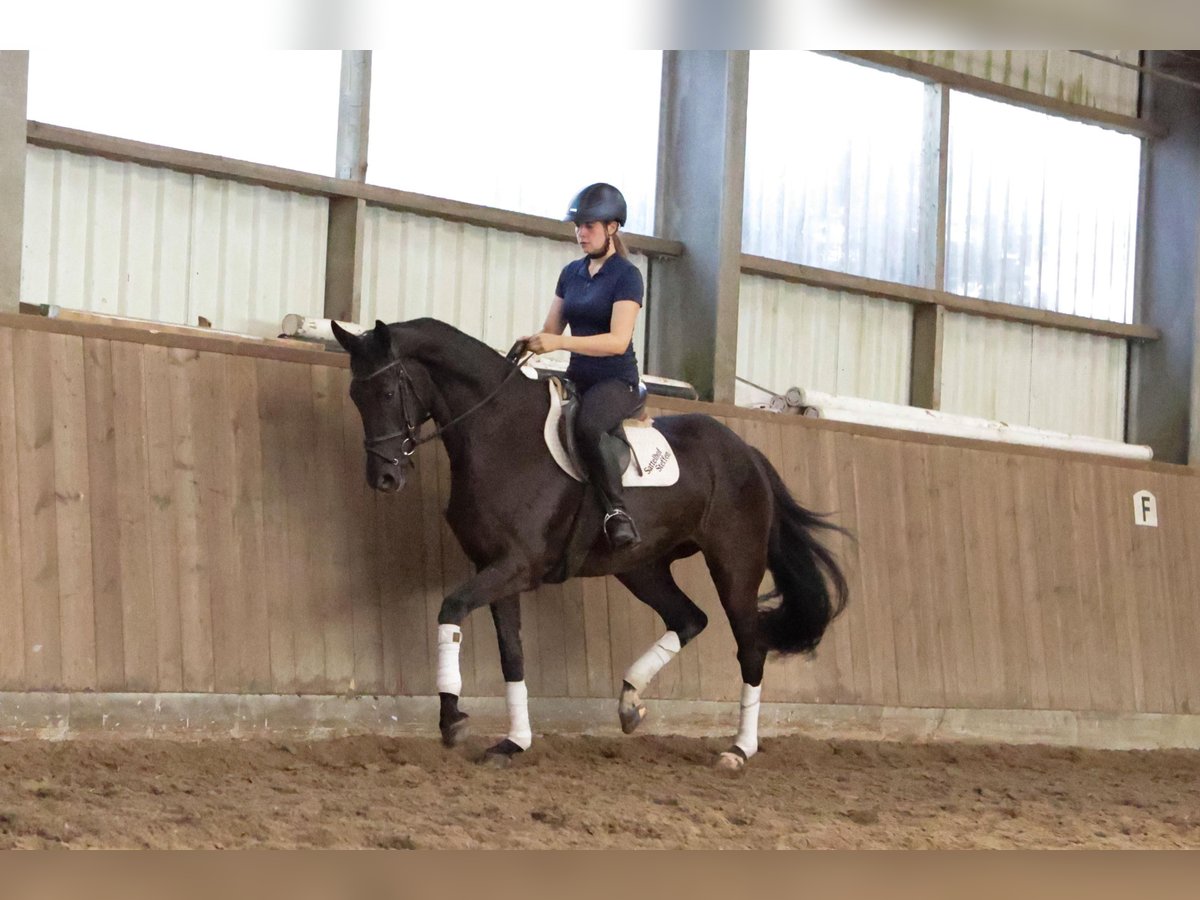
(354, 348, 532, 466)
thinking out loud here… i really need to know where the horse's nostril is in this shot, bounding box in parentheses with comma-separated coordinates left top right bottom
(378, 472, 398, 492)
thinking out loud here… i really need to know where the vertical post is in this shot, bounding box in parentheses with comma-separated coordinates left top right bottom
(649, 51, 749, 404)
(0, 52, 30, 314)
(324, 50, 371, 325)
(1127, 51, 1200, 464)
(911, 83, 949, 409)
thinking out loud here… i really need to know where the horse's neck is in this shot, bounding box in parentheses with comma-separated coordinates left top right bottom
(415, 339, 543, 459)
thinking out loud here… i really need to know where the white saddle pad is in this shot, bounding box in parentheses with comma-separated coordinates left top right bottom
(542, 380, 680, 487)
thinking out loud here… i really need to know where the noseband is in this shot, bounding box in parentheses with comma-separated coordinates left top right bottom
(353, 350, 531, 467)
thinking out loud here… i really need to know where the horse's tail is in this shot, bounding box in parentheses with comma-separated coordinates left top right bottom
(752, 448, 850, 655)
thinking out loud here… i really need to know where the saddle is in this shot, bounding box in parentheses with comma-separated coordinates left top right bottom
(555, 377, 646, 483)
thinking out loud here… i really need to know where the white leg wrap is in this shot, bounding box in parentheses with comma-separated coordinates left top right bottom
(505, 681, 532, 750)
(623, 631, 681, 693)
(734, 682, 762, 759)
(436, 624, 463, 696)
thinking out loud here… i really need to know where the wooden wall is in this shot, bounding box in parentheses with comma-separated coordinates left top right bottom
(0, 314, 1197, 718)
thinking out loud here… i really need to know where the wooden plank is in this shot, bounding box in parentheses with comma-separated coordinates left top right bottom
(846, 434, 902, 707)
(1098, 465, 1145, 710)
(1128, 470, 1176, 714)
(956, 449, 1010, 707)
(83, 339, 126, 689)
(738, 255, 1160, 343)
(141, 346, 182, 692)
(27, 121, 685, 259)
(13, 329, 62, 688)
(894, 441, 948, 708)
(227, 355, 272, 692)
(1067, 463, 1121, 711)
(828, 429, 871, 705)
(276, 362, 325, 692)
(252, 357, 296, 692)
(1039, 458, 1093, 710)
(0, 329, 25, 687)
(559, 577, 590, 700)
(50, 333, 97, 691)
(168, 349, 216, 692)
(1168, 475, 1200, 713)
(988, 454, 1032, 708)
(188, 352, 243, 694)
(336, 369, 384, 695)
(1010, 455, 1060, 710)
(828, 51, 1161, 138)
(310, 365, 355, 693)
(109, 342, 158, 690)
(864, 436, 925, 707)
(579, 575, 613, 697)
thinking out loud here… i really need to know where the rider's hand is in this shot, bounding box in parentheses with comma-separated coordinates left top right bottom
(526, 333, 563, 354)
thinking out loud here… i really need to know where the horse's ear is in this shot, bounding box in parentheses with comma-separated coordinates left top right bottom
(330, 319, 357, 353)
(373, 320, 392, 352)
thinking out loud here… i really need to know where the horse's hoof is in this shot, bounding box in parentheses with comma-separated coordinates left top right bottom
(483, 739, 525, 768)
(441, 713, 470, 748)
(716, 749, 747, 772)
(618, 702, 647, 735)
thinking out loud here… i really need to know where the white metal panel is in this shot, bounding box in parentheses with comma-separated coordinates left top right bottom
(735, 274, 912, 406)
(939, 311, 1125, 441)
(896, 50, 1140, 116)
(360, 206, 649, 368)
(21, 146, 327, 336)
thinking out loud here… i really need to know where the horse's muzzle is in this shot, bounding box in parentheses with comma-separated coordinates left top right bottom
(367, 462, 407, 493)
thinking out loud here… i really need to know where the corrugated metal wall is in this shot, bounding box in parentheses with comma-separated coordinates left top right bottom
(735, 274, 912, 406)
(939, 312, 1126, 440)
(21, 146, 328, 336)
(895, 50, 1141, 116)
(360, 206, 650, 367)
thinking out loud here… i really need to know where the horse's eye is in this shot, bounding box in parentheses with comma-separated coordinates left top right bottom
(383, 390, 395, 400)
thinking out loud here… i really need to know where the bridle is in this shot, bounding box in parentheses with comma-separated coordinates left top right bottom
(353, 347, 531, 467)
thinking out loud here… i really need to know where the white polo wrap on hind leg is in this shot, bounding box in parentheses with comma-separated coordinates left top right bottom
(734, 682, 763, 758)
(505, 681, 532, 750)
(437, 624, 463, 696)
(623, 631, 681, 693)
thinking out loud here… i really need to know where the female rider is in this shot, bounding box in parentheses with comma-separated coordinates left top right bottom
(523, 183, 644, 550)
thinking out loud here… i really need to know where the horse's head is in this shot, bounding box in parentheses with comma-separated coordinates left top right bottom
(333, 319, 432, 494)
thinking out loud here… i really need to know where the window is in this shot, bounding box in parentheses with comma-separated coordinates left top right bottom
(367, 50, 662, 235)
(742, 51, 928, 284)
(27, 51, 341, 176)
(945, 91, 1141, 323)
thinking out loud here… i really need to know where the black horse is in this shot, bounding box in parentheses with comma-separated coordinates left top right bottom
(332, 318, 848, 770)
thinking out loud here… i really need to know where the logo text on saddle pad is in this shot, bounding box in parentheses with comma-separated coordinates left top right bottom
(543, 381, 680, 487)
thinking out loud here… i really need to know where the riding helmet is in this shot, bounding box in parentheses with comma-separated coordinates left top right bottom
(564, 183, 627, 226)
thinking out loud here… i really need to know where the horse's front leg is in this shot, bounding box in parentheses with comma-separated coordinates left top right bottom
(482, 595, 530, 766)
(436, 562, 530, 749)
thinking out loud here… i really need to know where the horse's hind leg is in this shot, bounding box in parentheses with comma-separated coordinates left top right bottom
(705, 551, 769, 772)
(483, 594, 532, 766)
(614, 561, 709, 734)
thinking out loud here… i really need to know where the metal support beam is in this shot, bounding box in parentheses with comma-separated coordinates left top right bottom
(325, 51, 372, 324)
(649, 51, 749, 404)
(1127, 51, 1200, 464)
(0, 52, 29, 314)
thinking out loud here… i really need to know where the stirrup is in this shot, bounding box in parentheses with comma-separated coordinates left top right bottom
(603, 508, 641, 548)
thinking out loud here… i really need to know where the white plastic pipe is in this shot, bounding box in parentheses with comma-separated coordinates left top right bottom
(804, 404, 1152, 461)
(280, 315, 364, 343)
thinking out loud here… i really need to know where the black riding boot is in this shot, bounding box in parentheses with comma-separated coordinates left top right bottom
(592, 446, 641, 551)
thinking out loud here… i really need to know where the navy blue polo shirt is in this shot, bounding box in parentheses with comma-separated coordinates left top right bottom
(555, 254, 644, 389)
